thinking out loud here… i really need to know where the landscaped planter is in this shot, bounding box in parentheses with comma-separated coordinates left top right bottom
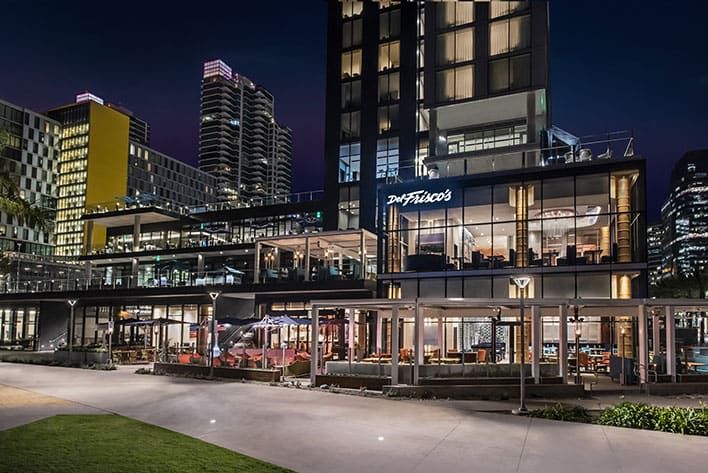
(153, 362, 280, 382)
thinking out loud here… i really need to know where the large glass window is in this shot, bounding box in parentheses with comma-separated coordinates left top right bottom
(377, 104, 399, 133)
(342, 18, 363, 48)
(436, 27, 474, 65)
(379, 9, 400, 40)
(378, 41, 401, 71)
(490, 15, 530, 55)
(341, 111, 360, 139)
(490, 1, 528, 19)
(436, 1, 474, 28)
(436, 65, 474, 102)
(341, 49, 362, 78)
(376, 137, 399, 179)
(489, 54, 530, 93)
(341, 80, 361, 109)
(378, 72, 400, 103)
(339, 142, 361, 183)
(342, 1, 363, 19)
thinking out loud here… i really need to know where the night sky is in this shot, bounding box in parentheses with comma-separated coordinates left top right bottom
(1, 1, 707, 220)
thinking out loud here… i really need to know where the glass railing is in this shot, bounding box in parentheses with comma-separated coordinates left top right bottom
(404, 131, 635, 179)
(84, 190, 324, 217)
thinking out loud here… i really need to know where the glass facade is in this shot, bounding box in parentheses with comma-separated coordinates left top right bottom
(381, 165, 645, 298)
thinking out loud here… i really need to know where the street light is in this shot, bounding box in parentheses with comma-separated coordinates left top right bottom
(570, 306, 584, 385)
(67, 299, 77, 363)
(511, 275, 531, 415)
(208, 291, 220, 377)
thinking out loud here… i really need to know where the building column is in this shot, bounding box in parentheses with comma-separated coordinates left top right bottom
(413, 302, 423, 385)
(304, 237, 311, 282)
(375, 311, 383, 353)
(665, 305, 676, 382)
(391, 305, 400, 385)
(310, 306, 320, 386)
(133, 215, 142, 252)
(616, 175, 632, 263)
(531, 305, 541, 384)
(513, 185, 530, 267)
(253, 242, 261, 283)
(85, 221, 95, 255)
(359, 231, 366, 279)
(652, 310, 661, 359)
(558, 304, 569, 383)
(130, 258, 138, 288)
(638, 304, 649, 385)
(600, 226, 611, 260)
(614, 273, 634, 357)
(348, 309, 355, 367)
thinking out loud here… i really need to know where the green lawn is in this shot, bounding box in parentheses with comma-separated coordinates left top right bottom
(0, 415, 293, 473)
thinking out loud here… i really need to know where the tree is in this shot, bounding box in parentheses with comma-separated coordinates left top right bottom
(0, 128, 52, 233)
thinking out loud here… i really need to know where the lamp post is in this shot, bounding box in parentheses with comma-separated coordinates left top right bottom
(570, 306, 584, 385)
(511, 275, 531, 415)
(208, 291, 220, 377)
(67, 299, 77, 363)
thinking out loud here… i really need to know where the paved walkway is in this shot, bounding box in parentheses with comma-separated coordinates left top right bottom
(1, 363, 706, 473)
(0, 384, 104, 430)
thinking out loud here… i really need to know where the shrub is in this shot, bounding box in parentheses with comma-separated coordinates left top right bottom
(529, 403, 592, 423)
(598, 402, 708, 436)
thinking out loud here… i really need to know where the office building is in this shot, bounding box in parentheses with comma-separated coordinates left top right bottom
(48, 93, 216, 257)
(660, 149, 708, 279)
(0, 99, 61, 256)
(647, 222, 665, 286)
(199, 59, 292, 203)
(325, 0, 550, 231)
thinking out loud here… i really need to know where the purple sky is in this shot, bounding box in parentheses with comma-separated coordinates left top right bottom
(1, 1, 707, 220)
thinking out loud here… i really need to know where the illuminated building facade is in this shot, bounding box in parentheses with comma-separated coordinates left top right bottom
(199, 59, 292, 203)
(48, 93, 216, 257)
(324, 0, 550, 231)
(0, 98, 61, 256)
(661, 149, 708, 279)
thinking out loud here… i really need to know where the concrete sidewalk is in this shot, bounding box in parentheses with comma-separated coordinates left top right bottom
(1, 363, 706, 473)
(0, 384, 104, 431)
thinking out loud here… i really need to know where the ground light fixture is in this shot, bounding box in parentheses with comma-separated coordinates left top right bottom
(510, 275, 531, 415)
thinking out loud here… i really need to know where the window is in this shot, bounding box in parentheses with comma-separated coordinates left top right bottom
(341, 49, 362, 78)
(379, 9, 400, 39)
(341, 111, 360, 139)
(378, 72, 400, 103)
(342, 19, 362, 48)
(490, 1, 528, 18)
(489, 54, 530, 93)
(341, 80, 361, 108)
(436, 1, 474, 28)
(378, 41, 400, 71)
(490, 15, 530, 55)
(376, 137, 399, 178)
(436, 65, 474, 102)
(436, 27, 473, 65)
(341, 1, 363, 18)
(339, 142, 361, 183)
(377, 104, 399, 133)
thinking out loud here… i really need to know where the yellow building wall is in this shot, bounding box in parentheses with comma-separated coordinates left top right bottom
(84, 102, 130, 251)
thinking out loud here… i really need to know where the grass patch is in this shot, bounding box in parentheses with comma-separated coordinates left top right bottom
(0, 415, 292, 473)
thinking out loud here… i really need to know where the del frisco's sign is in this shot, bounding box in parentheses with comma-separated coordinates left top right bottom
(386, 188, 453, 207)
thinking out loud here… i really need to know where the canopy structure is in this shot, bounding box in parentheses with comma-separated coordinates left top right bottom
(118, 317, 185, 326)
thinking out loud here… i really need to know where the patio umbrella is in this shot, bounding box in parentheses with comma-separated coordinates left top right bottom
(251, 314, 282, 368)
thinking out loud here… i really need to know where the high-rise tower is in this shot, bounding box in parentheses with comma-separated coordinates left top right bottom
(199, 59, 292, 204)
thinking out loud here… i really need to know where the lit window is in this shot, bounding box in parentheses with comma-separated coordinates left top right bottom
(341, 49, 362, 78)
(376, 137, 399, 179)
(436, 65, 474, 102)
(490, 15, 530, 56)
(437, 1, 474, 28)
(339, 142, 361, 183)
(436, 27, 473, 65)
(341, 1, 363, 18)
(490, 1, 528, 19)
(378, 41, 400, 71)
